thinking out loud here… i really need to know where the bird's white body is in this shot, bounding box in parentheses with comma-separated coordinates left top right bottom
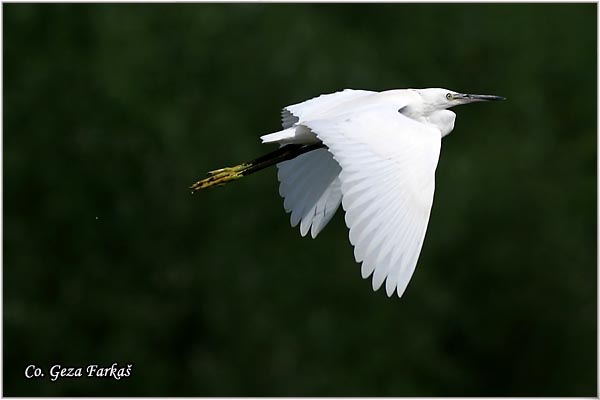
(263, 89, 458, 145)
(257, 88, 502, 297)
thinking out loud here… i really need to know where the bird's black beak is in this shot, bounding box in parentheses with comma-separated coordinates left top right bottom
(461, 93, 506, 102)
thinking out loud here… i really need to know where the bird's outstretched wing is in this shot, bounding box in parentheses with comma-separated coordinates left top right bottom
(304, 107, 442, 297)
(282, 89, 375, 129)
(277, 148, 342, 238)
(274, 89, 375, 238)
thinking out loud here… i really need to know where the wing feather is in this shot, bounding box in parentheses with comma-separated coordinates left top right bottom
(310, 178, 341, 238)
(276, 148, 342, 238)
(271, 90, 378, 236)
(303, 107, 441, 297)
(290, 152, 329, 226)
(284, 89, 375, 126)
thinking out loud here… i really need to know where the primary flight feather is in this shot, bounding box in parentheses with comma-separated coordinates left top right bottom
(191, 88, 504, 297)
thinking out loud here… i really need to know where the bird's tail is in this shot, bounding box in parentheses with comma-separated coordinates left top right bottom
(190, 142, 326, 193)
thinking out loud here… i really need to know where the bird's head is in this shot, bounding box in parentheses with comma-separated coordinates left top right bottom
(414, 88, 505, 110)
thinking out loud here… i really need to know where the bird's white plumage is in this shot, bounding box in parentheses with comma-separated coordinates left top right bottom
(265, 89, 442, 296)
(276, 148, 342, 238)
(255, 88, 502, 297)
(271, 89, 376, 238)
(304, 108, 441, 297)
(285, 89, 375, 123)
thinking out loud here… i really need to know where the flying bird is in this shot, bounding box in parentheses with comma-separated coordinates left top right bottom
(191, 88, 504, 297)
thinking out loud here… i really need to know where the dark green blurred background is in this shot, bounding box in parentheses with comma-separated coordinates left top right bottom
(4, 3, 596, 396)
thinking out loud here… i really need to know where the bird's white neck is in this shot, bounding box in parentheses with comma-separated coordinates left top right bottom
(400, 105, 456, 137)
(427, 109, 456, 137)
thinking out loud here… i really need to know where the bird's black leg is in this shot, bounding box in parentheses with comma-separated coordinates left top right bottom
(190, 143, 327, 192)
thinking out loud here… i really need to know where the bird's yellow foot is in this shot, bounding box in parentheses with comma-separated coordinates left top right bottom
(190, 163, 251, 193)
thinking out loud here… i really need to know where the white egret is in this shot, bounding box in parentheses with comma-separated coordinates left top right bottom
(191, 88, 505, 297)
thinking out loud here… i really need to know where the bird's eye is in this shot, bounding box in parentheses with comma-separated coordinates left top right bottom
(446, 93, 453, 100)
